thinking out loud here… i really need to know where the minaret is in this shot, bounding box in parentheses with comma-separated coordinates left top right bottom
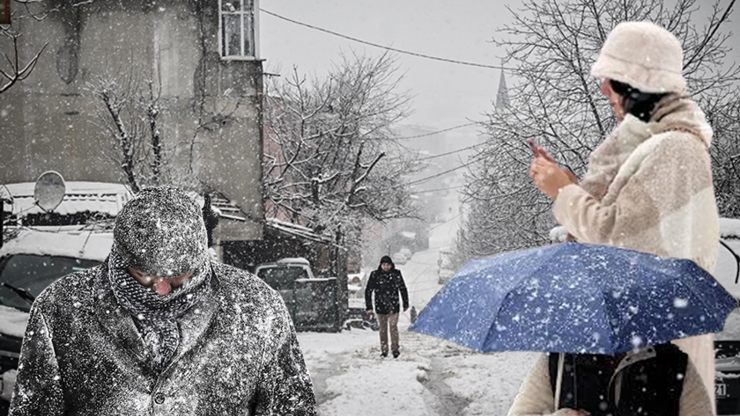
(495, 60, 510, 111)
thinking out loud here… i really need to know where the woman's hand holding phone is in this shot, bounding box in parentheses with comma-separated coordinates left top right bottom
(528, 138, 556, 163)
(528, 138, 579, 199)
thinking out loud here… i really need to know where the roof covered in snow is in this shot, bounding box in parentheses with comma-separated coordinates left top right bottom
(265, 218, 334, 244)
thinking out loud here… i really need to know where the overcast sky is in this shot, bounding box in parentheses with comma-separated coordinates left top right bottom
(259, 1, 740, 137)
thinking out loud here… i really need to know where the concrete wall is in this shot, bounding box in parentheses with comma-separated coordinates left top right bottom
(0, 0, 263, 240)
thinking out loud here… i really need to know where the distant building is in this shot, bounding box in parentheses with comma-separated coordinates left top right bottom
(0, 0, 264, 251)
(495, 63, 510, 111)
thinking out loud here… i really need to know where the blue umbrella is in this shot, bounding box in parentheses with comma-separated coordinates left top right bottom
(410, 242, 737, 354)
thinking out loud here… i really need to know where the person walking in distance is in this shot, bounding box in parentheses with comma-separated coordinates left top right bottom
(365, 255, 409, 358)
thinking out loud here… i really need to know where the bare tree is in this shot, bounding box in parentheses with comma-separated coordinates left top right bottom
(263, 52, 421, 248)
(89, 73, 169, 193)
(88, 66, 247, 193)
(707, 98, 740, 219)
(0, 10, 47, 94)
(458, 0, 739, 258)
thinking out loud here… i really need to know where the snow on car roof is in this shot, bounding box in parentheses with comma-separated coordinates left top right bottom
(0, 305, 29, 338)
(0, 229, 113, 261)
(277, 257, 311, 266)
(715, 219, 740, 301)
(721, 218, 740, 240)
(1, 181, 132, 217)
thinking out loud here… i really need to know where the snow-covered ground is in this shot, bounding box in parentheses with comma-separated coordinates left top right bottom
(298, 195, 538, 415)
(298, 322, 535, 416)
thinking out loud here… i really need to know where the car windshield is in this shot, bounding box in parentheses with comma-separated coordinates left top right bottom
(257, 267, 309, 291)
(0, 254, 100, 312)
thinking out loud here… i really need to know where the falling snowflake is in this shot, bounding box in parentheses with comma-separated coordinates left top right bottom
(673, 298, 689, 308)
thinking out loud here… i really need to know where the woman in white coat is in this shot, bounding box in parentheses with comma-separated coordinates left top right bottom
(521, 20, 720, 415)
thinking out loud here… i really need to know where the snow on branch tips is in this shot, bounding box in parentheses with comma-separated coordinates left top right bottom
(456, 0, 740, 260)
(263, 51, 422, 247)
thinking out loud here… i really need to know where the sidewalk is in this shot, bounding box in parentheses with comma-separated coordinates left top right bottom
(298, 321, 536, 416)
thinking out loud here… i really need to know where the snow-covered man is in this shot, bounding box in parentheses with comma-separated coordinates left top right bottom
(9, 186, 316, 415)
(365, 255, 409, 358)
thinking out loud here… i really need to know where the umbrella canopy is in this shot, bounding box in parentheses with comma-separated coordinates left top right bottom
(410, 242, 737, 354)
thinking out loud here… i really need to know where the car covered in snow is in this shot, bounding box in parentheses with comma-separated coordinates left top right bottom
(715, 339, 740, 414)
(391, 251, 408, 265)
(254, 258, 339, 332)
(0, 228, 113, 413)
(399, 247, 412, 259)
(714, 218, 740, 415)
(0, 179, 129, 414)
(437, 249, 456, 285)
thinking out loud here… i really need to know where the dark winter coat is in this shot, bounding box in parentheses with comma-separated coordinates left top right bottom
(9, 261, 316, 416)
(365, 267, 409, 315)
(547, 344, 687, 416)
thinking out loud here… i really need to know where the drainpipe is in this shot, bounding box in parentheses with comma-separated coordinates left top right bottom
(0, 198, 4, 249)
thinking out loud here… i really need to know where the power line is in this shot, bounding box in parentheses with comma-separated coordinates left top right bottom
(396, 123, 478, 140)
(260, 9, 513, 70)
(417, 143, 480, 161)
(404, 153, 485, 187)
(428, 212, 463, 232)
(409, 184, 466, 194)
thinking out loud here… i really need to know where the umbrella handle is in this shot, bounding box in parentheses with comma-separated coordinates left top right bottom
(554, 353, 564, 410)
(719, 240, 740, 285)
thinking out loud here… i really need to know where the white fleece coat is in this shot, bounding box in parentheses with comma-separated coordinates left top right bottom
(551, 94, 720, 412)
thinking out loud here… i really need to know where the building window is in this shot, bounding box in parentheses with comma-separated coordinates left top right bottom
(220, 0, 258, 58)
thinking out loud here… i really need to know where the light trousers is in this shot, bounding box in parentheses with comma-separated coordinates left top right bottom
(377, 313, 399, 353)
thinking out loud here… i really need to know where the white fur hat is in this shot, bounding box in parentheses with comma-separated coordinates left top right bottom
(591, 21, 686, 93)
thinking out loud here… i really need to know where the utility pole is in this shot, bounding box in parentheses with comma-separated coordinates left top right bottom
(0, 198, 6, 249)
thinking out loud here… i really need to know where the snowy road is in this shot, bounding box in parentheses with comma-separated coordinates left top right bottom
(298, 207, 538, 416)
(298, 322, 536, 416)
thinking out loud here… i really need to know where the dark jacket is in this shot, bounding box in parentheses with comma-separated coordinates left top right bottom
(9, 261, 316, 416)
(548, 344, 686, 416)
(365, 266, 409, 315)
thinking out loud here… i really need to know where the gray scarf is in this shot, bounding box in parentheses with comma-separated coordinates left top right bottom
(108, 245, 212, 372)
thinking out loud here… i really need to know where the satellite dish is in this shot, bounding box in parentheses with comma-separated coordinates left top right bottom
(34, 171, 66, 212)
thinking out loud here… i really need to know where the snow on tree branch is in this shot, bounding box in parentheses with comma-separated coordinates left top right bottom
(0, 27, 47, 94)
(456, 0, 740, 261)
(263, 51, 421, 247)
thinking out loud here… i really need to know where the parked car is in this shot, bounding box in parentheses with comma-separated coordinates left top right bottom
(437, 249, 456, 285)
(347, 272, 364, 297)
(344, 271, 378, 331)
(391, 252, 408, 265)
(715, 218, 740, 415)
(716, 340, 740, 414)
(399, 247, 412, 259)
(0, 179, 129, 415)
(0, 228, 113, 414)
(254, 258, 339, 332)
